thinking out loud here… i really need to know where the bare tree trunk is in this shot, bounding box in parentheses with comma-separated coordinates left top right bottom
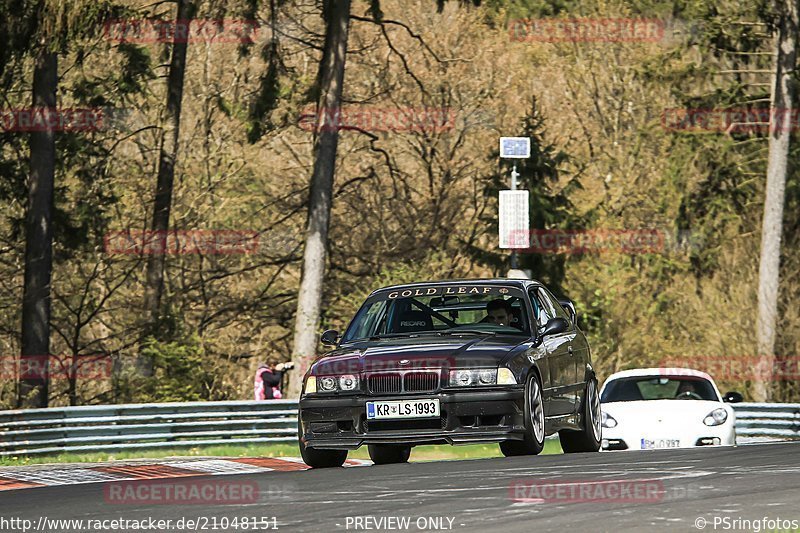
(141, 0, 194, 371)
(754, 0, 798, 402)
(19, 50, 57, 408)
(287, 0, 351, 398)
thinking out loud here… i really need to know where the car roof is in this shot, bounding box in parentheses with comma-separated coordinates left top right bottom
(369, 278, 541, 296)
(604, 367, 715, 382)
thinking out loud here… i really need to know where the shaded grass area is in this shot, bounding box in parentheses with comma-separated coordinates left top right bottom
(0, 439, 563, 467)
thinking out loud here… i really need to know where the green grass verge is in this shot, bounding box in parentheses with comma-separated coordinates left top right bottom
(0, 439, 562, 467)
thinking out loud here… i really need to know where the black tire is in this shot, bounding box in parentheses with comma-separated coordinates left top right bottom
(298, 421, 348, 468)
(559, 378, 602, 453)
(368, 444, 411, 465)
(500, 374, 546, 457)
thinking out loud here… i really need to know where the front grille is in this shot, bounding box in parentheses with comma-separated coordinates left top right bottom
(368, 373, 402, 394)
(404, 372, 438, 392)
(367, 371, 440, 394)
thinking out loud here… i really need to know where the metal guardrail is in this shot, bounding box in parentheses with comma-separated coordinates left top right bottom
(732, 402, 800, 438)
(0, 400, 299, 456)
(0, 401, 796, 456)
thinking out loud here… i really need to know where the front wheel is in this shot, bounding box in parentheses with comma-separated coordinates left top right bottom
(368, 444, 411, 465)
(559, 378, 602, 453)
(298, 421, 348, 468)
(500, 374, 545, 457)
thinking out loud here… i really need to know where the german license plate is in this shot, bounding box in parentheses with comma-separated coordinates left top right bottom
(366, 399, 440, 420)
(641, 438, 680, 449)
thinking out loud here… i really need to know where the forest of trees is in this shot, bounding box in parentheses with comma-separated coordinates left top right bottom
(0, 0, 798, 408)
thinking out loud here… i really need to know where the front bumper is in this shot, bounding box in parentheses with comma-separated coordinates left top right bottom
(601, 424, 737, 451)
(299, 388, 525, 449)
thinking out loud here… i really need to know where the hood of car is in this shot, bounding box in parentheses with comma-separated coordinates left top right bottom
(602, 399, 730, 423)
(309, 335, 527, 375)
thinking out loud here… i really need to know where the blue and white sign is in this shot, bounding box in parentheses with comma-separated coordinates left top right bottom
(500, 137, 531, 159)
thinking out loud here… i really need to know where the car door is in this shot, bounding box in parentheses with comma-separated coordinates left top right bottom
(540, 288, 582, 414)
(530, 287, 575, 416)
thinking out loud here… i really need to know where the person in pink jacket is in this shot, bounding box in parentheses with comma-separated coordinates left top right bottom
(254, 361, 293, 400)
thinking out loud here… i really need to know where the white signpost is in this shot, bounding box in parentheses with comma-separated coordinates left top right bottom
(499, 190, 530, 249)
(498, 137, 531, 255)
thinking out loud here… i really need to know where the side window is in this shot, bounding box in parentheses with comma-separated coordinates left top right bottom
(541, 289, 571, 323)
(529, 289, 554, 328)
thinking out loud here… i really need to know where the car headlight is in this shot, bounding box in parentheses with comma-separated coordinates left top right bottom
(452, 369, 474, 386)
(318, 376, 337, 392)
(703, 408, 728, 426)
(497, 367, 517, 385)
(447, 368, 517, 386)
(304, 376, 317, 395)
(306, 375, 359, 393)
(602, 412, 618, 428)
(339, 374, 359, 391)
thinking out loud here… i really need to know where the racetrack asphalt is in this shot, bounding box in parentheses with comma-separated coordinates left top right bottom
(1, 442, 798, 533)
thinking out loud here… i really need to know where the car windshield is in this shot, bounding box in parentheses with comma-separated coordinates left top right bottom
(600, 376, 718, 403)
(341, 284, 530, 342)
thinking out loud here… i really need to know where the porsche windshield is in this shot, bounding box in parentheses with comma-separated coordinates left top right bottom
(342, 285, 530, 341)
(601, 376, 718, 403)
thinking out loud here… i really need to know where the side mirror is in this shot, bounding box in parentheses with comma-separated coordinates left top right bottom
(541, 317, 569, 337)
(558, 299, 577, 324)
(722, 391, 743, 403)
(320, 329, 340, 347)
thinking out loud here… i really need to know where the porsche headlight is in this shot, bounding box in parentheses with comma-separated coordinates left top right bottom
(703, 408, 728, 426)
(602, 412, 618, 428)
(304, 376, 317, 395)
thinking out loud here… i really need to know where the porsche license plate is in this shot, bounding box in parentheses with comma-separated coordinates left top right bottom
(641, 438, 680, 449)
(366, 399, 440, 420)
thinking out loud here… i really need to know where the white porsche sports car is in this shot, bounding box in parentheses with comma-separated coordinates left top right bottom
(599, 368, 742, 451)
